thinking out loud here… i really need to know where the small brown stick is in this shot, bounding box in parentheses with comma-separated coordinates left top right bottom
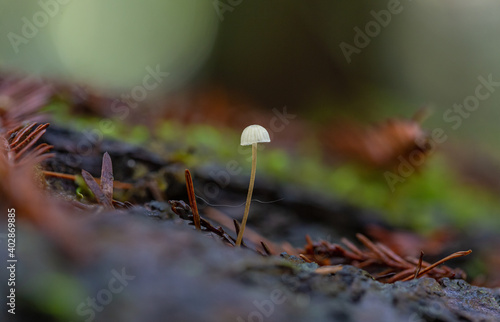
(168, 200, 236, 246)
(405, 256, 431, 267)
(408, 250, 472, 280)
(356, 233, 394, 265)
(233, 219, 241, 236)
(315, 265, 343, 275)
(299, 254, 312, 262)
(204, 207, 281, 253)
(302, 234, 471, 283)
(233, 220, 248, 248)
(215, 226, 236, 246)
(386, 268, 415, 283)
(305, 234, 313, 246)
(375, 272, 396, 280)
(341, 237, 365, 258)
(376, 268, 396, 278)
(185, 169, 201, 231)
(43, 170, 76, 181)
(42, 171, 133, 189)
(261, 241, 272, 256)
(376, 243, 409, 267)
(357, 258, 378, 269)
(414, 251, 424, 279)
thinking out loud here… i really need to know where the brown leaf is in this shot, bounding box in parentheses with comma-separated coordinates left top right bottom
(321, 116, 430, 169)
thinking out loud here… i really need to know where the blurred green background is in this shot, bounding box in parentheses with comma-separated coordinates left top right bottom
(2, 1, 500, 144)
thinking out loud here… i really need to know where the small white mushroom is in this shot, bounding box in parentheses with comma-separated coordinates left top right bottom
(235, 125, 271, 246)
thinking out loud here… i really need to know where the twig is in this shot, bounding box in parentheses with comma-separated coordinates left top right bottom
(414, 251, 424, 279)
(402, 250, 472, 281)
(168, 200, 235, 246)
(299, 254, 312, 263)
(185, 169, 201, 230)
(261, 241, 272, 256)
(204, 206, 281, 253)
(43, 170, 133, 189)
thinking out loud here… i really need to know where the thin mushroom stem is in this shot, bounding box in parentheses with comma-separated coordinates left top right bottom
(235, 142, 257, 246)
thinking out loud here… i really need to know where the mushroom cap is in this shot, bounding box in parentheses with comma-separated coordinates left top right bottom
(241, 125, 271, 146)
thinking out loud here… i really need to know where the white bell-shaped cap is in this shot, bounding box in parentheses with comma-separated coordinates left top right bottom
(240, 125, 271, 146)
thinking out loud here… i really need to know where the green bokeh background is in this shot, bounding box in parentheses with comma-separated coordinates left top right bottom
(3, 0, 500, 233)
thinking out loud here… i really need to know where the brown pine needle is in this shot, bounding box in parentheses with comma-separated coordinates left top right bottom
(43, 170, 133, 189)
(168, 200, 236, 246)
(43, 170, 77, 181)
(203, 207, 282, 253)
(261, 241, 272, 256)
(386, 268, 415, 283)
(356, 233, 392, 264)
(340, 237, 364, 257)
(302, 235, 471, 283)
(414, 251, 424, 279)
(315, 265, 343, 275)
(299, 254, 312, 263)
(376, 243, 408, 267)
(404, 249, 472, 281)
(233, 219, 241, 235)
(305, 234, 313, 246)
(185, 169, 201, 231)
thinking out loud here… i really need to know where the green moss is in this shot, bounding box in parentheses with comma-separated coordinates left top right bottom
(75, 174, 93, 201)
(157, 121, 183, 141)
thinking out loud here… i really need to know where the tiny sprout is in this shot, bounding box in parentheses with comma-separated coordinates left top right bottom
(235, 125, 271, 247)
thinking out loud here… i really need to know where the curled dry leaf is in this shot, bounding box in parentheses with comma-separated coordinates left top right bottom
(321, 114, 431, 169)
